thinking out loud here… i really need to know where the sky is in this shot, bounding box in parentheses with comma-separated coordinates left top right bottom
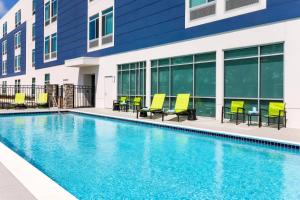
(0, 0, 18, 18)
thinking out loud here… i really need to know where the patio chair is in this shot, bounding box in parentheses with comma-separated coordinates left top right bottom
(260, 102, 286, 130)
(132, 96, 142, 113)
(221, 101, 245, 125)
(13, 93, 26, 108)
(37, 93, 48, 107)
(162, 94, 190, 122)
(140, 94, 166, 119)
(113, 96, 128, 111)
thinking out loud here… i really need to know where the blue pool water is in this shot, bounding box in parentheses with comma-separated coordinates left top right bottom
(0, 113, 300, 199)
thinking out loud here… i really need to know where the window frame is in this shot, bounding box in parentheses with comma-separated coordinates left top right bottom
(2, 40, 7, 55)
(2, 60, 7, 75)
(14, 31, 21, 49)
(14, 55, 21, 73)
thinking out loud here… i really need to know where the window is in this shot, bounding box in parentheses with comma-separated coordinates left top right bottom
(44, 33, 57, 61)
(117, 62, 146, 109)
(2, 22, 7, 37)
(32, 23, 35, 41)
(15, 79, 21, 93)
(89, 14, 99, 48)
(32, 49, 36, 67)
(151, 52, 216, 117)
(14, 32, 21, 49)
(45, 74, 50, 85)
(224, 43, 284, 116)
(2, 81, 7, 95)
(51, 33, 57, 58)
(101, 7, 113, 45)
(15, 10, 21, 28)
(2, 40, 7, 55)
(33, 0, 36, 15)
(51, 0, 58, 21)
(189, 0, 216, 21)
(44, 36, 50, 60)
(32, 78, 36, 96)
(45, 1, 51, 26)
(2, 60, 7, 75)
(226, 0, 259, 11)
(14, 55, 21, 72)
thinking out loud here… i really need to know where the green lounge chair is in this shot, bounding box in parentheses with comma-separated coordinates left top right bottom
(221, 101, 245, 125)
(113, 96, 128, 111)
(260, 102, 286, 130)
(141, 94, 166, 119)
(37, 93, 48, 107)
(132, 96, 142, 113)
(163, 94, 190, 122)
(14, 93, 26, 108)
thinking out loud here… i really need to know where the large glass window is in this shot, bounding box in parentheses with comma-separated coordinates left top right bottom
(2, 60, 7, 75)
(32, 0, 36, 15)
(224, 43, 284, 113)
(2, 22, 7, 37)
(2, 40, 7, 55)
(2, 81, 7, 95)
(151, 52, 216, 117)
(51, 0, 58, 18)
(45, 74, 50, 85)
(32, 49, 35, 67)
(89, 14, 99, 41)
(15, 10, 21, 28)
(45, 2, 51, 25)
(117, 62, 146, 108)
(32, 23, 35, 41)
(44, 36, 50, 60)
(14, 32, 21, 49)
(102, 7, 113, 37)
(14, 55, 21, 72)
(51, 33, 57, 54)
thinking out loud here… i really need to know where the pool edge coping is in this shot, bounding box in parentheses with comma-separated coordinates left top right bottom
(70, 110, 300, 149)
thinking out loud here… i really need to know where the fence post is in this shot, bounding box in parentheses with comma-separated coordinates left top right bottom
(63, 84, 74, 109)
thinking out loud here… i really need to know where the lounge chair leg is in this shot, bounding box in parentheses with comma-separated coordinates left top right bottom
(177, 115, 179, 122)
(278, 117, 280, 130)
(236, 113, 238, 125)
(221, 107, 224, 123)
(162, 113, 164, 121)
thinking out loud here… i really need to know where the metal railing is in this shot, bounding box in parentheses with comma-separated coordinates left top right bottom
(0, 85, 95, 109)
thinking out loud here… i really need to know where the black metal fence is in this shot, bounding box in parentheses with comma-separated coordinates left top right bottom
(0, 85, 95, 109)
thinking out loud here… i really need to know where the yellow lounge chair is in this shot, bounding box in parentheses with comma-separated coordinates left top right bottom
(132, 96, 142, 113)
(141, 94, 166, 119)
(163, 94, 190, 122)
(14, 93, 26, 108)
(221, 101, 245, 125)
(37, 93, 48, 107)
(260, 102, 286, 130)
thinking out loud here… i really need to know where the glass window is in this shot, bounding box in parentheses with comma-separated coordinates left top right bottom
(32, 49, 35, 67)
(3, 22, 7, 37)
(51, 0, 57, 17)
(195, 62, 216, 97)
(15, 10, 21, 27)
(89, 14, 99, 41)
(45, 2, 51, 25)
(225, 58, 258, 98)
(102, 7, 113, 37)
(2, 81, 7, 94)
(151, 52, 216, 117)
(32, 23, 35, 41)
(14, 32, 21, 49)
(44, 36, 50, 58)
(260, 55, 283, 99)
(2, 60, 7, 75)
(51, 33, 57, 53)
(45, 74, 50, 85)
(190, 0, 215, 8)
(14, 55, 21, 72)
(32, 0, 36, 15)
(2, 40, 7, 55)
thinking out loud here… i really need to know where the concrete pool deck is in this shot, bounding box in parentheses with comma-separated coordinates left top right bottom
(0, 107, 300, 199)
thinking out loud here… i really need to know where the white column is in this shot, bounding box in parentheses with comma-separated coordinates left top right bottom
(146, 60, 152, 107)
(215, 49, 224, 121)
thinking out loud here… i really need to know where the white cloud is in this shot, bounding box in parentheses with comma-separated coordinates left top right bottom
(0, 0, 7, 17)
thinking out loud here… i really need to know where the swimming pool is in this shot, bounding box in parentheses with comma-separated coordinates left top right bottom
(0, 112, 300, 199)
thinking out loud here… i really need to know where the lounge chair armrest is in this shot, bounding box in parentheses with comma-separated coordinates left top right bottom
(279, 109, 286, 117)
(237, 107, 245, 113)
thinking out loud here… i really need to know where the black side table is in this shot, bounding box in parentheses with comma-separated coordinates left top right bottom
(247, 112, 260, 126)
(187, 109, 197, 120)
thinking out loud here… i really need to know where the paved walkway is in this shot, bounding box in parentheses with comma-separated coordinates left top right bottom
(74, 108, 300, 145)
(0, 162, 36, 200)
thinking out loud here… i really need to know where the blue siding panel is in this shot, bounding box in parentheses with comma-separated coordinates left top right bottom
(0, 23, 26, 78)
(29, 0, 300, 71)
